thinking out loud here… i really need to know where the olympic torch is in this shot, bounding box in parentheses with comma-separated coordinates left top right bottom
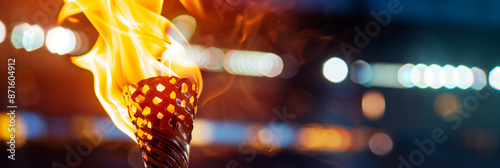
(57, 0, 202, 167)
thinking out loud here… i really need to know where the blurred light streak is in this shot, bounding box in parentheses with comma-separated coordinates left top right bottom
(168, 13, 288, 78)
(471, 67, 487, 90)
(0, 20, 5, 43)
(297, 124, 353, 152)
(364, 62, 485, 90)
(14, 112, 388, 153)
(0, 112, 13, 140)
(21, 112, 46, 140)
(11, 23, 31, 49)
(70, 116, 92, 140)
(362, 90, 386, 121)
(186, 45, 225, 71)
(268, 123, 295, 147)
(489, 66, 500, 90)
(185, 47, 294, 78)
(323, 57, 348, 83)
(337, 127, 353, 151)
(22, 25, 45, 51)
(203, 47, 225, 71)
(398, 63, 415, 88)
(212, 121, 246, 145)
(0, 112, 27, 147)
(364, 63, 404, 88)
(368, 132, 393, 156)
(70, 30, 90, 55)
(257, 128, 275, 146)
(186, 44, 206, 67)
(191, 120, 215, 145)
(16, 115, 28, 147)
(324, 127, 342, 150)
(350, 60, 372, 84)
(297, 124, 322, 151)
(453, 65, 474, 89)
(225, 50, 283, 77)
(46, 27, 77, 55)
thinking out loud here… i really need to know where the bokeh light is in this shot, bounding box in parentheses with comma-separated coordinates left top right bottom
(453, 65, 474, 89)
(0, 112, 27, 147)
(0, 20, 6, 43)
(434, 93, 458, 116)
(489, 66, 500, 90)
(203, 47, 225, 71)
(470, 67, 487, 90)
(46, 27, 77, 55)
(22, 112, 46, 140)
(411, 64, 429, 88)
(442, 65, 457, 89)
(297, 124, 351, 152)
(11, 23, 30, 49)
(355, 62, 485, 91)
(368, 132, 393, 156)
(224, 50, 283, 77)
(323, 57, 348, 83)
(191, 120, 215, 145)
(398, 63, 416, 88)
(69, 30, 90, 55)
(350, 60, 372, 84)
(186, 45, 206, 67)
(424, 64, 445, 89)
(362, 90, 386, 121)
(22, 25, 45, 51)
(364, 64, 403, 88)
(171, 14, 196, 41)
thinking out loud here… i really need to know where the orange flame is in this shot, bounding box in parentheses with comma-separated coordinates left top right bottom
(58, 0, 202, 142)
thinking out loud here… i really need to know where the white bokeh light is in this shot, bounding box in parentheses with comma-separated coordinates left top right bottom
(0, 20, 6, 44)
(453, 65, 473, 89)
(22, 25, 45, 51)
(424, 64, 445, 89)
(11, 23, 31, 49)
(350, 60, 372, 84)
(411, 64, 428, 88)
(442, 65, 456, 89)
(46, 27, 76, 55)
(489, 67, 500, 91)
(263, 53, 284, 78)
(323, 57, 348, 83)
(471, 67, 487, 90)
(223, 50, 283, 77)
(398, 63, 415, 88)
(170, 14, 196, 41)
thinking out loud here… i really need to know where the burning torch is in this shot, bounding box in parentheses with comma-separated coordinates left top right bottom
(57, 0, 202, 167)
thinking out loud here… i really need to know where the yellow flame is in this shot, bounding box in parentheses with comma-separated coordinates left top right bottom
(179, 0, 205, 18)
(58, 0, 202, 142)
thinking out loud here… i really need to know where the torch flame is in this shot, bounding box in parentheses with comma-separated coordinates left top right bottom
(58, 0, 202, 142)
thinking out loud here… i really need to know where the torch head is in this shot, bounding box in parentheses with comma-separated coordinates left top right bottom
(123, 76, 199, 168)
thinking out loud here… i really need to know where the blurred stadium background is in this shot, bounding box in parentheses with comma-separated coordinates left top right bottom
(1, 0, 500, 167)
